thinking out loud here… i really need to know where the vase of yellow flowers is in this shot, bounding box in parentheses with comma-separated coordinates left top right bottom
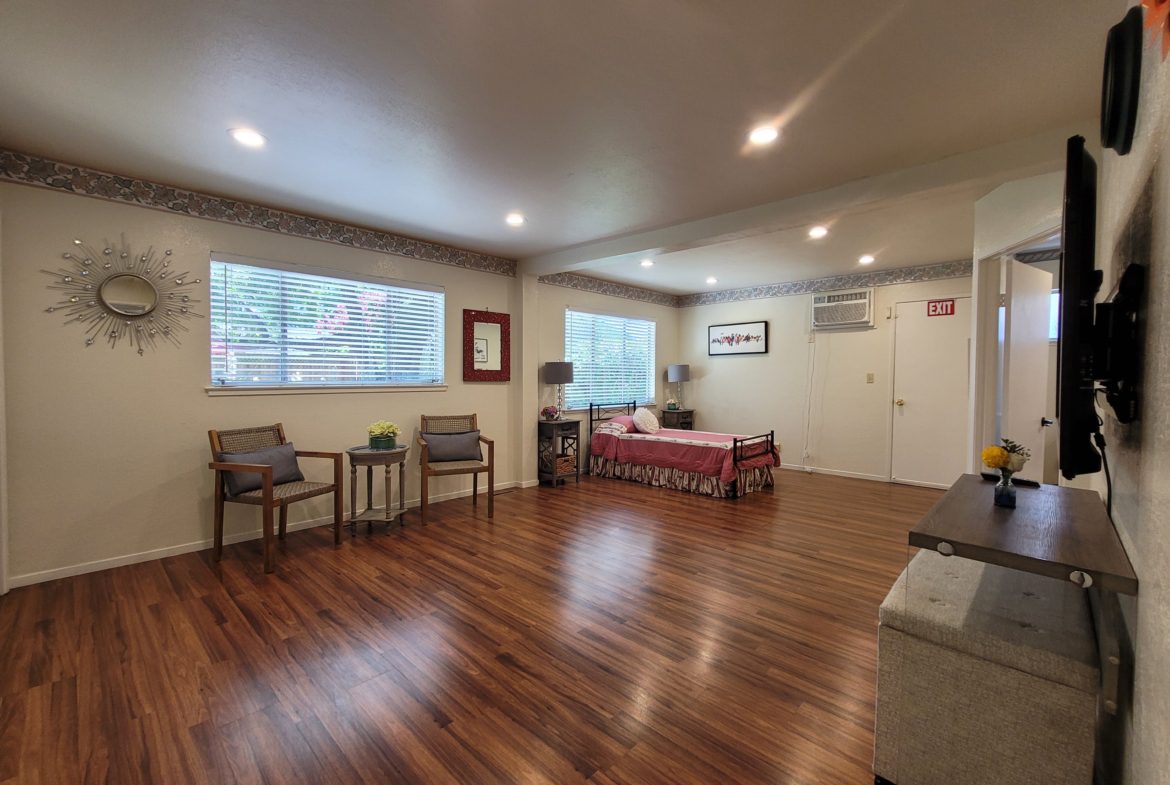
(981, 438, 1031, 508)
(367, 420, 401, 450)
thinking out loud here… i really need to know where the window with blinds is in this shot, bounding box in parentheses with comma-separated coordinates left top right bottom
(563, 309, 656, 410)
(210, 259, 445, 387)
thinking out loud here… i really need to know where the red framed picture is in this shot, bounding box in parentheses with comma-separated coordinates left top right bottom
(463, 309, 510, 382)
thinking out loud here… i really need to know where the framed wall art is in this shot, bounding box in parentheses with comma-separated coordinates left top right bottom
(708, 320, 768, 356)
(463, 308, 510, 381)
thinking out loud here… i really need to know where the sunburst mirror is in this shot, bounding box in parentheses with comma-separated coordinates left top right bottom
(44, 237, 203, 354)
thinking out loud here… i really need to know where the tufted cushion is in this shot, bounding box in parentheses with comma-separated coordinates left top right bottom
(879, 550, 1098, 692)
(631, 407, 660, 434)
(218, 442, 304, 496)
(422, 430, 483, 462)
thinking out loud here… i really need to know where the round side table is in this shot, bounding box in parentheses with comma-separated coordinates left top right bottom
(346, 445, 410, 533)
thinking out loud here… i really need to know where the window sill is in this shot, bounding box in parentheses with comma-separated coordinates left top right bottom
(205, 384, 448, 397)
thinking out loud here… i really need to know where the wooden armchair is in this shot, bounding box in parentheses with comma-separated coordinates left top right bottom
(208, 423, 343, 573)
(417, 414, 494, 524)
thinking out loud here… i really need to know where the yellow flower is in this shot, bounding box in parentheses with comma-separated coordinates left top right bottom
(982, 446, 1010, 470)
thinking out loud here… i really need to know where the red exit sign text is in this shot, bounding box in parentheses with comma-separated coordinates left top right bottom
(927, 299, 955, 317)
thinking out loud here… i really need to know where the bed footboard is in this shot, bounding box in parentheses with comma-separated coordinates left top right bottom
(732, 430, 775, 465)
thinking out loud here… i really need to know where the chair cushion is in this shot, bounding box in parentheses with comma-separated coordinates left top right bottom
(426, 459, 489, 474)
(422, 430, 483, 462)
(632, 407, 660, 434)
(233, 480, 334, 502)
(218, 442, 305, 496)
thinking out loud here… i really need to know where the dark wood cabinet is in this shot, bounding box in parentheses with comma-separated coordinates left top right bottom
(538, 419, 580, 485)
(661, 408, 694, 430)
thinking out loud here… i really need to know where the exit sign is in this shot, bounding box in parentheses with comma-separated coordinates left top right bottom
(927, 299, 956, 317)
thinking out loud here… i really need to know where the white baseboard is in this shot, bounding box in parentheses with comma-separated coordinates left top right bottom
(779, 463, 890, 484)
(890, 477, 952, 490)
(8, 479, 523, 589)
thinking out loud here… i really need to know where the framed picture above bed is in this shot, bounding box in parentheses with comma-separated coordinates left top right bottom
(708, 320, 768, 355)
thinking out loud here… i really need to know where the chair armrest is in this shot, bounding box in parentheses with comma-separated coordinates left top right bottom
(208, 461, 274, 476)
(416, 436, 430, 465)
(478, 435, 494, 445)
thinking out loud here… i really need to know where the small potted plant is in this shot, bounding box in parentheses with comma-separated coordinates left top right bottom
(665, 397, 679, 411)
(981, 437, 1031, 508)
(541, 405, 559, 421)
(368, 420, 401, 450)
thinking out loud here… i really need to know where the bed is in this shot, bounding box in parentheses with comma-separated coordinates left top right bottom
(587, 402, 779, 498)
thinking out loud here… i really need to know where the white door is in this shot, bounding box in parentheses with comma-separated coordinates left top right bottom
(891, 297, 972, 488)
(1000, 260, 1053, 483)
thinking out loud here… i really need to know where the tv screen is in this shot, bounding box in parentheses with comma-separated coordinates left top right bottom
(1057, 135, 1103, 479)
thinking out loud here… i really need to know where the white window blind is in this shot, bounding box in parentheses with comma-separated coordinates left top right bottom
(563, 310, 656, 410)
(210, 260, 444, 387)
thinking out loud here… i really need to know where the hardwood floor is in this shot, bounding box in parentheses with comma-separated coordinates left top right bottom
(0, 471, 941, 785)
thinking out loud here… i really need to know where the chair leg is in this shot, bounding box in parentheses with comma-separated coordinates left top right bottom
(278, 503, 288, 540)
(472, 472, 478, 506)
(420, 470, 429, 525)
(488, 462, 495, 519)
(213, 479, 225, 561)
(333, 455, 343, 545)
(262, 504, 275, 573)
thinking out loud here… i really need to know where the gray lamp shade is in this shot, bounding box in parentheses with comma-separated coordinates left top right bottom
(667, 364, 691, 383)
(544, 361, 574, 384)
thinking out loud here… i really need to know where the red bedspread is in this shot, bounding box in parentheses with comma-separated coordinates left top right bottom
(590, 428, 779, 485)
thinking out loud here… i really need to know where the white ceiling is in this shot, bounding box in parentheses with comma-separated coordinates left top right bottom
(586, 185, 986, 295)
(0, 1, 1114, 277)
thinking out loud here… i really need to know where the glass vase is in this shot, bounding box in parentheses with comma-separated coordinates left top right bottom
(994, 469, 1016, 508)
(369, 435, 397, 450)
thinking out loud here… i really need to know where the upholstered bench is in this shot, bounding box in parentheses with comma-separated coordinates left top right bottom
(874, 550, 1100, 785)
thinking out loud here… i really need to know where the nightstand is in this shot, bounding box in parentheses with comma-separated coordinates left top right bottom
(538, 419, 580, 486)
(661, 408, 695, 430)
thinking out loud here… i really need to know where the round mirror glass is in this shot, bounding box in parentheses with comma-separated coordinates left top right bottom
(99, 274, 158, 316)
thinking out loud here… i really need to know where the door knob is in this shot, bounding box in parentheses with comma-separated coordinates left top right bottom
(1041, 417, 1054, 427)
(895, 398, 905, 407)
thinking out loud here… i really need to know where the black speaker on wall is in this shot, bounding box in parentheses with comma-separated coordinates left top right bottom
(1101, 6, 1142, 156)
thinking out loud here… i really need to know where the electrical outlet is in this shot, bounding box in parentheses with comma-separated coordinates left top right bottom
(866, 372, 875, 384)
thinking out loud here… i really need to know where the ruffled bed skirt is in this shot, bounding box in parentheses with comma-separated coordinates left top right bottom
(588, 456, 774, 498)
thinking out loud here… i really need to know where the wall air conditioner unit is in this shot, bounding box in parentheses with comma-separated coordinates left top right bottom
(811, 288, 875, 330)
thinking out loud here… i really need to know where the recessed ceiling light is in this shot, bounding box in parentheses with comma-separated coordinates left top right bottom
(229, 128, 266, 148)
(859, 254, 876, 265)
(706, 276, 718, 285)
(640, 258, 654, 268)
(808, 225, 829, 239)
(505, 212, 526, 227)
(748, 125, 780, 146)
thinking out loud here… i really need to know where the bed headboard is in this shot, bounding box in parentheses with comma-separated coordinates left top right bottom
(586, 401, 636, 474)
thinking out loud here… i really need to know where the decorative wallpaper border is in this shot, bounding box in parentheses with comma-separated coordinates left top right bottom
(0, 149, 517, 277)
(676, 259, 973, 307)
(538, 272, 682, 308)
(1014, 249, 1061, 264)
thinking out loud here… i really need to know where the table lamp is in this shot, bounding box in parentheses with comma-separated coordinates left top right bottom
(544, 361, 574, 416)
(667, 364, 691, 407)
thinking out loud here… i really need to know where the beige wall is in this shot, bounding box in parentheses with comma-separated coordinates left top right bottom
(1095, 4, 1170, 781)
(678, 277, 972, 481)
(535, 281, 680, 422)
(0, 183, 523, 583)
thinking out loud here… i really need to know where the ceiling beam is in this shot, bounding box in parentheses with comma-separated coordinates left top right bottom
(520, 121, 1093, 277)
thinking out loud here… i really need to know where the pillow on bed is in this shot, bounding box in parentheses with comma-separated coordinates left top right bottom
(608, 415, 636, 433)
(631, 407, 660, 434)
